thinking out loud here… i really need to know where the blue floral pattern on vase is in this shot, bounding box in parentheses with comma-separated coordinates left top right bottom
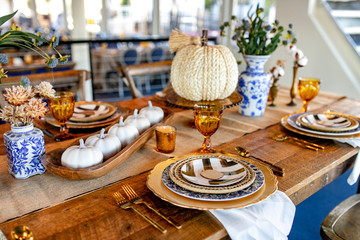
(238, 55, 271, 117)
(4, 124, 46, 179)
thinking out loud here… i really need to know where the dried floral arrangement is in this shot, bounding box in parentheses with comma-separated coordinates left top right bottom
(0, 77, 55, 126)
(220, 4, 297, 57)
(0, 10, 70, 81)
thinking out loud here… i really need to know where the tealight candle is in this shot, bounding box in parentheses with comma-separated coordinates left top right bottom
(155, 125, 176, 153)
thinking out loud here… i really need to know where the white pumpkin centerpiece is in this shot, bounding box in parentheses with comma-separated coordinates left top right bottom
(85, 128, 121, 159)
(124, 109, 151, 134)
(108, 116, 139, 147)
(169, 29, 238, 101)
(61, 139, 103, 169)
(139, 101, 164, 126)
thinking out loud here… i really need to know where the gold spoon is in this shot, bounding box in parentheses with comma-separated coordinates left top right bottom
(235, 146, 285, 177)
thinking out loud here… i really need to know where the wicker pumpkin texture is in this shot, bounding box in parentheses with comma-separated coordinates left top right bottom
(169, 30, 238, 101)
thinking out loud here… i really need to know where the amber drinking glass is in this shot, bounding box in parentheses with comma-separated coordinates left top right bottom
(298, 77, 321, 112)
(193, 103, 224, 153)
(48, 92, 75, 141)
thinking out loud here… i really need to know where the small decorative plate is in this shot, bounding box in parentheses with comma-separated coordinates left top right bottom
(168, 154, 256, 194)
(147, 155, 278, 209)
(163, 154, 264, 200)
(180, 157, 247, 187)
(281, 113, 360, 139)
(297, 112, 359, 133)
(70, 101, 117, 122)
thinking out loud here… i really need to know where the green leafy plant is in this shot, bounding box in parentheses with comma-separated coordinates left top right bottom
(220, 4, 297, 56)
(0, 11, 69, 81)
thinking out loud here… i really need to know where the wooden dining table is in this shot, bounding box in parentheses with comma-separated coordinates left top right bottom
(0, 86, 359, 239)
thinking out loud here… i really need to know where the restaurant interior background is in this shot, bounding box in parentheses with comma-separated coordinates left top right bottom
(0, 0, 359, 102)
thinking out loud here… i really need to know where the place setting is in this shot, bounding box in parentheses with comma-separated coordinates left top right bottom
(45, 97, 128, 131)
(280, 77, 360, 140)
(147, 102, 278, 210)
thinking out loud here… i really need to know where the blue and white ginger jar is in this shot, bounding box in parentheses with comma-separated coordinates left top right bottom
(238, 55, 271, 117)
(4, 124, 46, 179)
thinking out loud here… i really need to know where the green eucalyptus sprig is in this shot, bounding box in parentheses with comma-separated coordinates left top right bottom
(220, 4, 297, 56)
(0, 11, 69, 71)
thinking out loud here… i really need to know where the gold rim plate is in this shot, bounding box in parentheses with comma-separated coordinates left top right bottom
(146, 154, 278, 210)
(281, 113, 360, 139)
(297, 112, 359, 133)
(70, 101, 117, 122)
(169, 154, 256, 194)
(45, 105, 130, 129)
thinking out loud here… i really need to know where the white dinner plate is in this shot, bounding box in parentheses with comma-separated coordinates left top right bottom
(180, 157, 247, 187)
(163, 159, 264, 201)
(287, 113, 360, 137)
(297, 112, 359, 133)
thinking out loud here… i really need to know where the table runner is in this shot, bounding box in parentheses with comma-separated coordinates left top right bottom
(0, 87, 342, 223)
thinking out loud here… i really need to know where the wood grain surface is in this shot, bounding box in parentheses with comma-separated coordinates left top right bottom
(0, 87, 358, 239)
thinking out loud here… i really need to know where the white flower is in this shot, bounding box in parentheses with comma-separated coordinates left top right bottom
(297, 56, 308, 67)
(273, 66, 285, 78)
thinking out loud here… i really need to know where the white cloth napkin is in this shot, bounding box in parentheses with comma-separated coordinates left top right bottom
(335, 139, 360, 185)
(0, 229, 6, 240)
(210, 191, 295, 240)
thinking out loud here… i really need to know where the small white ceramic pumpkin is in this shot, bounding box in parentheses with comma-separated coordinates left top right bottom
(124, 109, 151, 134)
(108, 116, 139, 147)
(61, 139, 103, 169)
(85, 128, 121, 159)
(169, 30, 238, 101)
(139, 101, 164, 126)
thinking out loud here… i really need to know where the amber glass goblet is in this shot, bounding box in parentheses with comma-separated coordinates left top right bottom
(193, 103, 224, 153)
(297, 77, 321, 112)
(48, 92, 75, 141)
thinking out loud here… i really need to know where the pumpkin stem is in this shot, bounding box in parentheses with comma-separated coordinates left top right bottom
(148, 100, 153, 108)
(79, 138, 86, 148)
(169, 29, 201, 53)
(134, 109, 138, 117)
(118, 116, 125, 127)
(201, 30, 208, 47)
(99, 128, 106, 139)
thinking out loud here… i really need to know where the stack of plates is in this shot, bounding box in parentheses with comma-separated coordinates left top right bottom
(45, 101, 126, 129)
(281, 111, 360, 139)
(147, 153, 278, 210)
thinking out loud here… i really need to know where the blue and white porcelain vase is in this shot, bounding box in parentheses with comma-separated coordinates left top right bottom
(4, 124, 46, 179)
(238, 55, 271, 117)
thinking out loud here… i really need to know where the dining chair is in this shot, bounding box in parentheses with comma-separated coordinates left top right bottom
(146, 47, 168, 91)
(118, 60, 172, 99)
(118, 48, 142, 95)
(320, 182, 360, 240)
(0, 69, 91, 107)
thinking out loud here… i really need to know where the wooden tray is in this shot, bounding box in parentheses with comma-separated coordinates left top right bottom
(41, 108, 174, 180)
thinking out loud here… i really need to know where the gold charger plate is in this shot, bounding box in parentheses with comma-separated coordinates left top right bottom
(146, 154, 278, 210)
(297, 112, 359, 133)
(281, 113, 360, 139)
(165, 87, 243, 110)
(70, 101, 117, 123)
(169, 154, 256, 194)
(45, 105, 130, 129)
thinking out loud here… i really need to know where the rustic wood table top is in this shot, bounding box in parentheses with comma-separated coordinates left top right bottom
(0, 87, 359, 239)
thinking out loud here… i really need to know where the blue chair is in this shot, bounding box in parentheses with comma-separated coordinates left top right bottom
(119, 48, 141, 95)
(147, 47, 165, 63)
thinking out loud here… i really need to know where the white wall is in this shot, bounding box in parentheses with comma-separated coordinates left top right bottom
(263, 0, 360, 99)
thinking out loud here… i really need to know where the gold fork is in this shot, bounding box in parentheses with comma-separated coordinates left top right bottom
(122, 184, 182, 229)
(112, 191, 167, 233)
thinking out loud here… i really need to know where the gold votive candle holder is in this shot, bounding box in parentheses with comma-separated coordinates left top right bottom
(155, 125, 176, 153)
